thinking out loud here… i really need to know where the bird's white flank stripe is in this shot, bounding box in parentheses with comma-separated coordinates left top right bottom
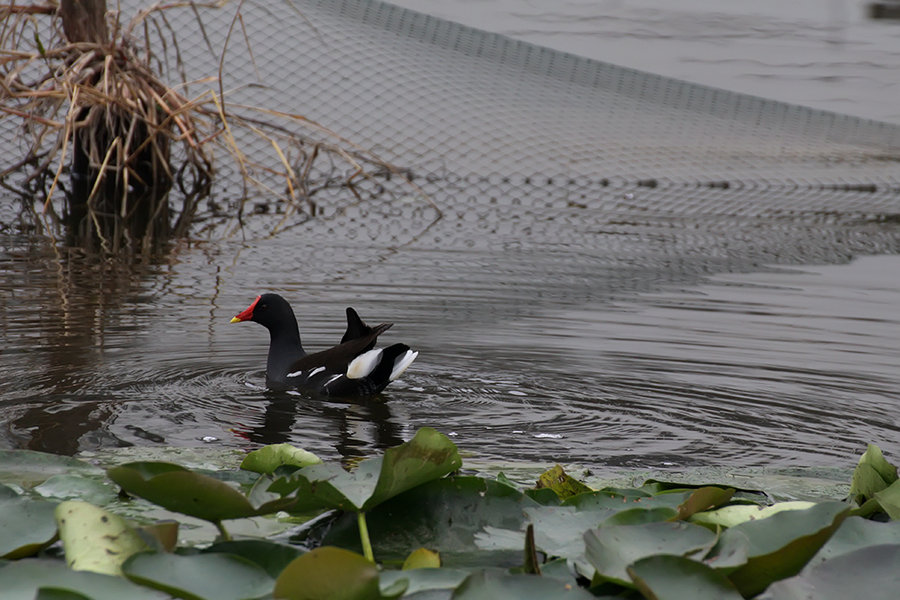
(389, 350, 418, 381)
(324, 374, 342, 386)
(286, 369, 304, 378)
(307, 366, 326, 378)
(346, 349, 383, 379)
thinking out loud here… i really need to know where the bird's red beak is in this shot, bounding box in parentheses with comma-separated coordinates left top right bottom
(230, 295, 261, 323)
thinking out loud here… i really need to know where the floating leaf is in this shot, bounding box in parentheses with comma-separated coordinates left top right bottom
(713, 501, 850, 597)
(535, 465, 592, 500)
(380, 568, 469, 596)
(204, 540, 304, 579)
(275, 427, 461, 514)
(873, 479, 900, 520)
(690, 501, 817, 529)
(850, 444, 898, 504)
(34, 474, 117, 505)
(322, 476, 535, 568)
(628, 555, 743, 600)
(451, 569, 595, 599)
(809, 516, 900, 566)
(0, 451, 102, 489)
(55, 501, 149, 576)
(240, 443, 321, 474)
(403, 547, 441, 570)
(0, 558, 167, 600)
(0, 495, 58, 559)
(603, 506, 678, 526)
(274, 546, 400, 600)
(107, 461, 295, 522)
(761, 544, 900, 600)
(584, 521, 717, 586)
(675, 487, 735, 520)
(123, 551, 274, 600)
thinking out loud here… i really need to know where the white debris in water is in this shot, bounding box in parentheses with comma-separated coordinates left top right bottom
(244, 382, 266, 390)
(447, 431, 458, 437)
(286, 390, 303, 396)
(410, 387, 425, 392)
(534, 433, 563, 439)
(513, 430, 525, 434)
(201, 436, 218, 443)
(508, 390, 526, 396)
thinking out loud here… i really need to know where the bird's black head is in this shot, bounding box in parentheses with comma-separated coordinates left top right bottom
(231, 293, 296, 331)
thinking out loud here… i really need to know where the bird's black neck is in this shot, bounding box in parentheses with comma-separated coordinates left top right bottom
(265, 323, 305, 385)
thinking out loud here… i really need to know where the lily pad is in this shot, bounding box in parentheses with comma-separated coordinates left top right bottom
(675, 487, 735, 520)
(203, 540, 304, 579)
(535, 465, 593, 500)
(0, 451, 102, 488)
(403, 547, 441, 569)
(240, 443, 321, 474)
(760, 544, 900, 600)
(849, 444, 897, 504)
(380, 568, 469, 596)
(107, 461, 295, 522)
(808, 516, 900, 566)
(274, 546, 404, 600)
(55, 501, 149, 576)
(322, 476, 536, 567)
(712, 501, 850, 597)
(627, 555, 743, 600)
(0, 559, 167, 600)
(0, 495, 58, 559)
(690, 501, 818, 529)
(451, 569, 595, 599)
(277, 427, 461, 514)
(584, 521, 717, 586)
(34, 474, 116, 505)
(123, 551, 275, 600)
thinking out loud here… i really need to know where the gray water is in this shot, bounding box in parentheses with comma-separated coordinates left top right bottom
(1, 0, 900, 472)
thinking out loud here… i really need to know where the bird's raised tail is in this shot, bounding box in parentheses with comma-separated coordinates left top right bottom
(342, 307, 392, 352)
(328, 342, 418, 396)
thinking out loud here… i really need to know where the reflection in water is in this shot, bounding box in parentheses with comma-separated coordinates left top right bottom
(238, 392, 404, 461)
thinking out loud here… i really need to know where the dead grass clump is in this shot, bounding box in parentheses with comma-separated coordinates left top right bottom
(0, 1, 427, 255)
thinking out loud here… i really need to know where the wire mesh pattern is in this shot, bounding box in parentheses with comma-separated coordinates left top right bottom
(3, 0, 900, 227)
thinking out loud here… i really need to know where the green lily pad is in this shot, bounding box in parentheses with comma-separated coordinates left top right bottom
(380, 568, 469, 596)
(107, 461, 296, 522)
(0, 451, 102, 489)
(584, 521, 717, 586)
(675, 487, 735, 520)
(403, 547, 441, 569)
(321, 476, 536, 568)
(873, 479, 900, 519)
(808, 516, 900, 566)
(760, 544, 900, 600)
(712, 501, 850, 597)
(535, 465, 593, 500)
(278, 427, 461, 514)
(0, 559, 168, 600)
(627, 555, 743, 600)
(850, 444, 898, 504)
(451, 569, 595, 599)
(0, 495, 58, 559)
(123, 551, 275, 600)
(56, 501, 150, 576)
(602, 506, 678, 526)
(34, 474, 117, 505)
(274, 546, 404, 600)
(240, 443, 321, 474)
(690, 501, 818, 529)
(203, 540, 304, 579)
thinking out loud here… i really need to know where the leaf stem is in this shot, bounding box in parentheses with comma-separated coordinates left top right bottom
(357, 511, 374, 562)
(214, 520, 231, 542)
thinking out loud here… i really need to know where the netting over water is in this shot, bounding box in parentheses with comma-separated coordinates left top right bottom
(3, 0, 900, 233)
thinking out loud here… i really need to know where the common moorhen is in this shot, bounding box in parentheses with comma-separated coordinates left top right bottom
(231, 293, 418, 397)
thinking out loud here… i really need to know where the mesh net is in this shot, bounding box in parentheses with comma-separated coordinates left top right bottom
(3, 0, 900, 233)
